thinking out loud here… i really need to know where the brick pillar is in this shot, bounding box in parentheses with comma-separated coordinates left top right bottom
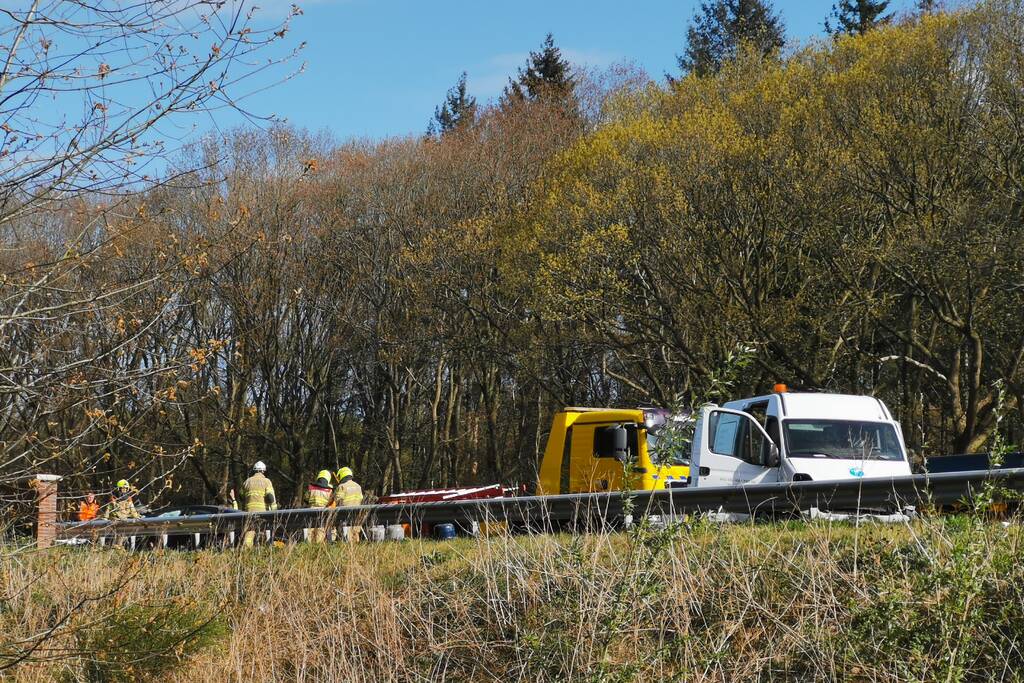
(33, 474, 61, 549)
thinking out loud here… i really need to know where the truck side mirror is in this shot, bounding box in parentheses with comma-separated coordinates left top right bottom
(595, 425, 629, 461)
(766, 443, 780, 468)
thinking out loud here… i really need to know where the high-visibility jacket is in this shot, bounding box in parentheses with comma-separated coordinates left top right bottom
(242, 473, 277, 512)
(334, 479, 363, 507)
(305, 483, 332, 508)
(77, 500, 100, 521)
(106, 494, 140, 520)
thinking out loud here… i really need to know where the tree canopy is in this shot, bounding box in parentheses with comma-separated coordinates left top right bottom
(3, 1, 1023, 511)
(827, 0, 893, 35)
(503, 33, 576, 104)
(677, 0, 786, 76)
(429, 72, 477, 136)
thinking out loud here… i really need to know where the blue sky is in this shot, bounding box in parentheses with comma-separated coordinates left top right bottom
(220, 0, 931, 141)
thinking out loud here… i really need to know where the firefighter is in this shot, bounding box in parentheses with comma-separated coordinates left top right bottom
(241, 461, 277, 547)
(105, 480, 141, 520)
(333, 467, 363, 543)
(304, 470, 333, 543)
(333, 467, 363, 507)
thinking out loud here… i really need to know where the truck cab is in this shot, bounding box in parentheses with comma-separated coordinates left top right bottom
(691, 389, 912, 487)
(536, 407, 691, 495)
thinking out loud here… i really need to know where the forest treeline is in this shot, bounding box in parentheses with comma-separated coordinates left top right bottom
(3, 1, 1023, 508)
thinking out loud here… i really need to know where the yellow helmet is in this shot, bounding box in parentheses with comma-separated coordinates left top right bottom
(336, 467, 353, 481)
(116, 479, 130, 489)
(316, 469, 331, 483)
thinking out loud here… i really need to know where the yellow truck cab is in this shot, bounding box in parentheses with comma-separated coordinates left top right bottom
(536, 407, 691, 495)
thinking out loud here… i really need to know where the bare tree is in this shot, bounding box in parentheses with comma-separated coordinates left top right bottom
(0, 0, 300, 492)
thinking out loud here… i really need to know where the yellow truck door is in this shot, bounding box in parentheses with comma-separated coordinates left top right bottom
(536, 409, 649, 495)
(569, 422, 628, 493)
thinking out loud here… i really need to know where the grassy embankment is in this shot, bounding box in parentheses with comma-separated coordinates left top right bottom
(2, 516, 1024, 682)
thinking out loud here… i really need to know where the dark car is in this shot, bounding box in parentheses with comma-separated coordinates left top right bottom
(141, 504, 238, 550)
(147, 504, 237, 518)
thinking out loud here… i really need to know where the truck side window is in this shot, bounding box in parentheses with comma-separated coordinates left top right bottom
(742, 402, 771, 466)
(710, 410, 770, 466)
(765, 417, 780, 446)
(592, 424, 639, 460)
(762, 417, 781, 466)
(744, 401, 768, 426)
(736, 419, 763, 466)
(559, 427, 572, 494)
(709, 412, 741, 457)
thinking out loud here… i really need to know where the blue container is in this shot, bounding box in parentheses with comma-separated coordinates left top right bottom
(433, 523, 456, 540)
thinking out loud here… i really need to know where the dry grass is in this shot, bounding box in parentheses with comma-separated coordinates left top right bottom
(2, 516, 1024, 682)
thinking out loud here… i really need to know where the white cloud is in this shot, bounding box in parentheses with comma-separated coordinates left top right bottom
(560, 48, 621, 69)
(486, 52, 531, 71)
(466, 52, 526, 98)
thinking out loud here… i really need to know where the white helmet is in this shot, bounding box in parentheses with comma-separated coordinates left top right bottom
(253, 460, 267, 473)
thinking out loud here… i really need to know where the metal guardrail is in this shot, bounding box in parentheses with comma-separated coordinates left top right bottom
(926, 452, 1024, 473)
(56, 468, 1024, 544)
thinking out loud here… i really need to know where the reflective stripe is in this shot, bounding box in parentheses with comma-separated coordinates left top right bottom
(306, 485, 332, 508)
(242, 473, 276, 512)
(335, 480, 363, 507)
(107, 496, 139, 519)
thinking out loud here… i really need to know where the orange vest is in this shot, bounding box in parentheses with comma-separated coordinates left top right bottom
(77, 501, 100, 521)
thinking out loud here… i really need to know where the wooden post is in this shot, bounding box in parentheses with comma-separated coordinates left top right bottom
(32, 474, 62, 549)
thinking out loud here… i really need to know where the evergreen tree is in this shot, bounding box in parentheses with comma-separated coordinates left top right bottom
(677, 0, 786, 78)
(429, 72, 477, 136)
(826, 0, 892, 36)
(502, 33, 575, 104)
(915, 0, 941, 13)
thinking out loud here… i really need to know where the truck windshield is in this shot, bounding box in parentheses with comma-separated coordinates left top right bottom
(783, 420, 903, 461)
(646, 430, 691, 466)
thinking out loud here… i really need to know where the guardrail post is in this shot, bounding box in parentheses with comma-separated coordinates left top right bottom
(32, 474, 62, 549)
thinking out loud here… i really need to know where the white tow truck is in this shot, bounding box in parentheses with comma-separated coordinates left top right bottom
(690, 386, 912, 488)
